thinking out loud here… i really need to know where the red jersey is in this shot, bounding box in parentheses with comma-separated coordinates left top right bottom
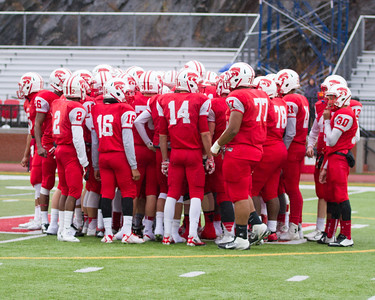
(326, 106, 358, 155)
(147, 94, 163, 146)
(131, 93, 154, 146)
(158, 92, 210, 150)
(225, 88, 269, 160)
(51, 96, 86, 145)
(25, 92, 38, 137)
(35, 89, 60, 146)
(265, 97, 287, 146)
(349, 99, 362, 120)
(284, 93, 310, 145)
(23, 99, 33, 135)
(315, 100, 328, 153)
(208, 96, 228, 143)
(91, 102, 136, 153)
(199, 85, 218, 99)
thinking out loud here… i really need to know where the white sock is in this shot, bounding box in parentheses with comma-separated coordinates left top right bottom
(58, 211, 64, 232)
(144, 218, 153, 235)
(64, 211, 74, 231)
(260, 198, 267, 216)
(267, 220, 277, 233)
(74, 207, 82, 225)
(214, 220, 223, 236)
(123, 216, 133, 236)
(188, 197, 201, 238)
(34, 205, 41, 221)
(88, 218, 97, 230)
(34, 183, 41, 199)
(41, 211, 49, 224)
(50, 208, 59, 227)
(97, 209, 104, 229)
(155, 211, 164, 235)
(164, 197, 176, 236)
(171, 219, 184, 242)
(103, 217, 113, 236)
(316, 217, 325, 231)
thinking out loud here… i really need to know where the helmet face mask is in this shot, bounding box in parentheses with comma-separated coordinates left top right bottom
(17, 72, 44, 99)
(325, 84, 351, 109)
(216, 72, 230, 96)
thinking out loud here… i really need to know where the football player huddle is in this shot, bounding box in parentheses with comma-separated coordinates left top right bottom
(17, 60, 360, 249)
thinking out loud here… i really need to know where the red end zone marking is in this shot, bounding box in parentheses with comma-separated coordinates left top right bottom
(0, 216, 41, 233)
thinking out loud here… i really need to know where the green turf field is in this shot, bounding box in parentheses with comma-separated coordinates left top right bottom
(0, 173, 374, 299)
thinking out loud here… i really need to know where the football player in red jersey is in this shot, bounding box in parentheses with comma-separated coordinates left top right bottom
(34, 68, 72, 234)
(211, 63, 270, 250)
(251, 76, 288, 242)
(275, 69, 309, 241)
(158, 68, 214, 247)
(319, 85, 358, 247)
(51, 75, 89, 242)
(91, 77, 143, 244)
(18, 72, 44, 230)
(305, 75, 348, 241)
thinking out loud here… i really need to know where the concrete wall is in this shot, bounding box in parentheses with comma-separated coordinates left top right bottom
(0, 128, 28, 162)
(356, 137, 375, 173)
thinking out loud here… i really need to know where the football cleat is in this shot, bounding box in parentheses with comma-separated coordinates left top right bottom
(214, 234, 235, 245)
(249, 223, 271, 245)
(101, 235, 114, 243)
(266, 232, 278, 242)
(317, 232, 336, 244)
(298, 223, 304, 239)
(96, 228, 104, 238)
(122, 233, 144, 244)
(86, 228, 97, 236)
(143, 233, 155, 242)
(115, 228, 125, 240)
(132, 226, 143, 238)
(171, 234, 186, 244)
(279, 223, 299, 241)
(187, 236, 205, 246)
(41, 223, 49, 234)
(61, 229, 80, 243)
(46, 224, 58, 235)
(328, 234, 353, 247)
(218, 236, 250, 250)
(27, 220, 42, 230)
(162, 235, 172, 245)
(155, 234, 163, 242)
(19, 219, 34, 228)
(304, 229, 323, 242)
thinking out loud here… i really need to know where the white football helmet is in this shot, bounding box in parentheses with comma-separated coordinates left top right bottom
(139, 71, 163, 94)
(125, 66, 145, 84)
(224, 62, 255, 90)
(253, 76, 277, 98)
(17, 72, 44, 98)
(162, 70, 178, 89)
(103, 77, 136, 103)
(49, 68, 72, 93)
(202, 71, 219, 86)
(184, 60, 206, 79)
(325, 84, 351, 108)
(162, 85, 172, 94)
(92, 71, 112, 96)
(73, 69, 94, 94)
(216, 72, 230, 96)
(175, 69, 201, 93)
(321, 75, 347, 92)
(92, 64, 113, 75)
(275, 69, 300, 94)
(63, 75, 89, 100)
(119, 73, 138, 91)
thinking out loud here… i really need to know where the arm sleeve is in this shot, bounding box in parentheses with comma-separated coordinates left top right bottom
(71, 126, 88, 167)
(207, 108, 215, 123)
(355, 126, 361, 144)
(283, 118, 296, 150)
(134, 109, 153, 146)
(91, 129, 99, 171)
(122, 128, 137, 170)
(35, 96, 50, 113)
(324, 120, 343, 147)
(307, 118, 320, 147)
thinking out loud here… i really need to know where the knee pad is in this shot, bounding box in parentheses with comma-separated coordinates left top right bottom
(339, 200, 351, 221)
(121, 197, 133, 216)
(327, 202, 340, 219)
(101, 197, 112, 218)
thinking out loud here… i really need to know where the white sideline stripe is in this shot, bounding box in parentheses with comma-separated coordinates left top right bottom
(0, 175, 30, 180)
(302, 225, 316, 231)
(2, 199, 19, 202)
(0, 214, 34, 219)
(5, 186, 57, 191)
(179, 271, 205, 278)
(286, 275, 309, 282)
(0, 263, 3, 265)
(299, 185, 375, 192)
(0, 193, 34, 197)
(304, 190, 371, 202)
(351, 224, 369, 229)
(0, 234, 46, 244)
(368, 296, 375, 300)
(372, 278, 375, 280)
(74, 267, 103, 273)
(0, 231, 42, 235)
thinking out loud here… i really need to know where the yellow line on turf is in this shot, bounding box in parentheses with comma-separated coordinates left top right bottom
(1, 249, 375, 260)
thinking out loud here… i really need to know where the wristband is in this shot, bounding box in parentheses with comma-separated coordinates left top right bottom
(210, 140, 221, 154)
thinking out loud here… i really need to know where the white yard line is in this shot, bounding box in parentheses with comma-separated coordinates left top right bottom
(0, 234, 46, 244)
(179, 271, 206, 278)
(0, 214, 34, 219)
(74, 267, 103, 273)
(286, 275, 309, 282)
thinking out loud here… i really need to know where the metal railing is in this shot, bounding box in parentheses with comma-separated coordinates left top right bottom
(0, 11, 259, 48)
(333, 15, 375, 79)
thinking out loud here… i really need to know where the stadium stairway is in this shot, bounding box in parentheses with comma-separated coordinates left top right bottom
(0, 47, 237, 99)
(348, 50, 375, 131)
